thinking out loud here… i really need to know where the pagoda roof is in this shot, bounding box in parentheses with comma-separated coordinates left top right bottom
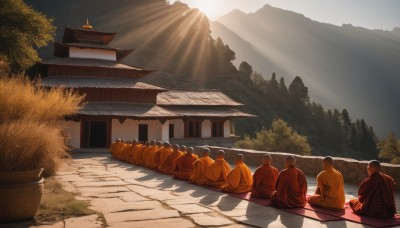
(41, 76, 167, 90)
(157, 90, 244, 106)
(40, 57, 153, 71)
(163, 106, 256, 118)
(77, 102, 179, 119)
(63, 27, 117, 44)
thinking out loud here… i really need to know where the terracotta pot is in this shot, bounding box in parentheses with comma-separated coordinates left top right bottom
(0, 169, 44, 223)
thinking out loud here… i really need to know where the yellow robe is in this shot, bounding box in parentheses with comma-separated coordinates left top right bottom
(308, 168, 345, 210)
(222, 162, 253, 193)
(190, 156, 215, 185)
(205, 158, 231, 188)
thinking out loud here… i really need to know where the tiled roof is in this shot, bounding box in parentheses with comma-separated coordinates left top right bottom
(157, 90, 243, 106)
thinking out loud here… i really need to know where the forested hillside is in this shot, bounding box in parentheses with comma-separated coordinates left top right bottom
(26, 0, 378, 160)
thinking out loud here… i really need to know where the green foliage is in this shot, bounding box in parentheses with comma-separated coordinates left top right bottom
(236, 119, 312, 155)
(378, 133, 400, 164)
(238, 61, 253, 79)
(0, 0, 55, 71)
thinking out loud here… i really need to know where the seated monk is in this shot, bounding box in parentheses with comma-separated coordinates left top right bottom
(349, 160, 396, 218)
(110, 139, 122, 158)
(133, 141, 149, 165)
(125, 139, 139, 164)
(173, 147, 198, 180)
(308, 156, 345, 210)
(190, 148, 215, 185)
(222, 154, 253, 193)
(180, 145, 186, 154)
(115, 139, 128, 160)
(159, 142, 174, 169)
(120, 140, 134, 162)
(271, 155, 307, 208)
(159, 144, 183, 175)
(138, 140, 157, 167)
(146, 141, 164, 169)
(205, 150, 231, 188)
(251, 154, 279, 199)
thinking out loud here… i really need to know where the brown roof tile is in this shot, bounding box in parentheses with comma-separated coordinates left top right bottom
(157, 90, 243, 106)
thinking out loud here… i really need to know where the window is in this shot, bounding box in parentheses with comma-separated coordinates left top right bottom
(169, 124, 174, 138)
(185, 120, 201, 138)
(211, 121, 224, 137)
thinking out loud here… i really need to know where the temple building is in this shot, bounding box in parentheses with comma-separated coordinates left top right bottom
(38, 22, 255, 148)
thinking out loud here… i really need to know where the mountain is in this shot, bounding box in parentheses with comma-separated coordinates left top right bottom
(212, 5, 400, 137)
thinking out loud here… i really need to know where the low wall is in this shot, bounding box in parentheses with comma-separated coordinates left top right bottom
(194, 146, 400, 192)
(170, 137, 238, 148)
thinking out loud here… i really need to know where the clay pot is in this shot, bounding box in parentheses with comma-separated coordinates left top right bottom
(0, 168, 44, 223)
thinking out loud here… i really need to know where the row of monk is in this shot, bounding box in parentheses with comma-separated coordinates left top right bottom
(110, 139, 397, 219)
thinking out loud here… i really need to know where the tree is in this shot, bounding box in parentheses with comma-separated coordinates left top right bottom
(378, 133, 400, 164)
(278, 77, 289, 98)
(236, 119, 312, 155)
(0, 0, 55, 71)
(238, 61, 253, 79)
(288, 76, 309, 103)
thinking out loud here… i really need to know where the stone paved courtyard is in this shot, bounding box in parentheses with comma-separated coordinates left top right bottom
(29, 153, 400, 227)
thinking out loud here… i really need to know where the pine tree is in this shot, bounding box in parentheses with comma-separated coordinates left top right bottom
(288, 76, 310, 103)
(238, 61, 253, 79)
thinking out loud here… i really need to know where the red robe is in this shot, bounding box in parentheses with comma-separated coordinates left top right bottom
(271, 165, 307, 208)
(349, 172, 396, 218)
(251, 164, 279, 199)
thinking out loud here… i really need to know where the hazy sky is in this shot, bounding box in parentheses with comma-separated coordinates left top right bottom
(172, 0, 400, 30)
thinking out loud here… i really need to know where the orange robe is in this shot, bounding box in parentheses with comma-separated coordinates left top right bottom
(115, 143, 127, 160)
(147, 146, 164, 169)
(251, 164, 279, 199)
(159, 150, 184, 175)
(159, 147, 174, 168)
(349, 172, 396, 218)
(126, 144, 141, 164)
(190, 156, 215, 185)
(143, 146, 159, 168)
(173, 153, 198, 180)
(120, 144, 133, 161)
(271, 165, 307, 208)
(133, 146, 148, 165)
(110, 142, 117, 154)
(205, 159, 231, 188)
(222, 161, 253, 193)
(308, 168, 345, 210)
(137, 146, 156, 166)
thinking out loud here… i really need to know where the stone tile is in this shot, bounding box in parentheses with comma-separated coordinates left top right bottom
(96, 191, 151, 201)
(104, 209, 180, 223)
(64, 214, 102, 228)
(30, 221, 64, 228)
(168, 204, 212, 214)
(89, 198, 162, 213)
(164, 198, 199, 205)
(58, 181, 78, 193)
(109, 218, 195, 228)
(74, 180, 128, 187)
(78, 186, 130, 197)
(188, 213, 234, 226)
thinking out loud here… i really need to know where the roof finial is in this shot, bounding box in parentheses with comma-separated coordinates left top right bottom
(82, 18, 93, 30)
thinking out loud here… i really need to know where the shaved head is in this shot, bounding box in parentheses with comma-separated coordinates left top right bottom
(156, 141, 162, 146)
(180, 145, 186, 152)
(132, 139, 138, 144)
(187, 147, 194, 154)
(262, 154, 272, 165)
(217, 150, 225, 158)
(202, 148, 210, 156)
(145, 141, 150, 146)
(150, 140, 156, 145)
(323, 156, 334, 169)
(367, 160, 381, 176)
(236, 154, 244, 163)
(285, 155, 296, 167)
(173, 144, 180, 150)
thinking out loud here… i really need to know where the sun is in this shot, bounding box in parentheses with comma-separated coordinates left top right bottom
(191, 0, 221, 19)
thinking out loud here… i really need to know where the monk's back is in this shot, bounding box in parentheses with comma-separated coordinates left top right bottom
(272, 166, 307, 208)
(318, 169, 345, 209)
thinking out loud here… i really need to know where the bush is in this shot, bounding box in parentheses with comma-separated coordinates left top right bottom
(0, 74, 83, 176)
(236, 118, 312, 155)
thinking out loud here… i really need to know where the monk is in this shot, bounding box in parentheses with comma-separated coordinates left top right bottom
(114, 139, 128, 160)
(180, 145, 187, 153)
(159, 144, 183, 175)
(271, 155, 307, 208)
(146, 141, 164, 169)
(120, 140, 134, 161)
(221, 154, 253, 193)
(308, 156, 345, 210)
(190, 148, 215, 185)
(349, 160, 396, 218)
(133, 141, 149, 165)
(125, 139, 140, 164)
(110, 139, 122, 158)
(144, 141, 162, 167)
(173, 147, 198, 180)
(138, 140, 158, 167)
(251, 154, 279, 199)
(205, 150, 231, 188)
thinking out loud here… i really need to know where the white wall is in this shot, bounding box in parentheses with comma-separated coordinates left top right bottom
(111, 119, 165, 142)
(224, 120, 231, 137)
(69, 47, 116, 61)
(169, 119, 184, 139)
(202, 120, 211, 138)
(63, 121, 80, 148)
(162, 120, 170, 142)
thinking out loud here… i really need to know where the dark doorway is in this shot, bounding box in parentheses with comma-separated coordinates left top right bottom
(81, 119, 111, 148)
(169, 124, 174, 138)
(138, 124, 148, 142)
